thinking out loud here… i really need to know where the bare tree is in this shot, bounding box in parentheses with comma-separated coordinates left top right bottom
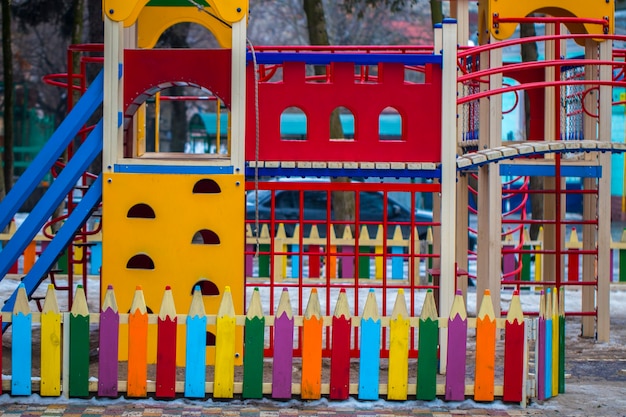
(302, 0, 356, 235)
(157, 23, 191, 152)
(2, 0, 14, 196)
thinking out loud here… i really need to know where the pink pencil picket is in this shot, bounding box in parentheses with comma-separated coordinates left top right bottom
(537, 291, 546, 401)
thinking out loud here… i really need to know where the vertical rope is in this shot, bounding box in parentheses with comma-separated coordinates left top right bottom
(247, 39, 261, 256)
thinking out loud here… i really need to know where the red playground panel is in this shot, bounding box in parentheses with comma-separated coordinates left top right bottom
(123, 49, 232, 123)
(246, 53, 443, 164)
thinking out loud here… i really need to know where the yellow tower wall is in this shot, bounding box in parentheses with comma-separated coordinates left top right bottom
(102, 172, 244, 366)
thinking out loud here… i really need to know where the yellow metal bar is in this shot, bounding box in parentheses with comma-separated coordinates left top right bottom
(155, 92, 160, 153)
(216, 99, 221, 154)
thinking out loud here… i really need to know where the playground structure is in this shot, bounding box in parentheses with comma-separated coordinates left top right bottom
(0, 0, 625, 403)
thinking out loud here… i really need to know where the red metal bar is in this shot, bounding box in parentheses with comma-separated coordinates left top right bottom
(501, 280, 596, 286)
(554, 23, 563, 294)
(457, 34, 626, 61)
(245, 180, 440, 358)
(459, 79, 626, 105)
(459, 59, 626, 84)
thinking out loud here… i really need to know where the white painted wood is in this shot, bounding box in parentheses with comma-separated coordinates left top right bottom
(230, 19, 247, 173)
(486, 40, 502, 318)
(452, 0, 471, 305)
(102, 18, 124, 172)
(437, 20, 458, 374)
(597, 38, 612, 342)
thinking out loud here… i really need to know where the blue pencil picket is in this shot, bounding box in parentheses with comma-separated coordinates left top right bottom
(185, 286, 207, 398)
(358, 290, 381, 400)
(12, 284, 32, 396)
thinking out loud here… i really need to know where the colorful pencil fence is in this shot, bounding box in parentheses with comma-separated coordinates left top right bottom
(246, 223, 429, 282)
(0, 284, 561, 406)
(535, 287, 566, 401)
(0, 222, 102, 276)
(244, 222, 626, 284)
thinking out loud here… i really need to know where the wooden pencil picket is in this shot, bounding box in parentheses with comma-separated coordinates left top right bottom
(0, 282, 565, 406)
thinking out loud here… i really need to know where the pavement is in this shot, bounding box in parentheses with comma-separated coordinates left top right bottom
(0, 400, 559, 417)
(0, 388, 601, 417)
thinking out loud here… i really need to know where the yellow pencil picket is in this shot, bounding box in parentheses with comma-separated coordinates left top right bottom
(40, 285, 61, 396)
(214, 286, 236, 398)
(388, 289, 410, 400)
(375, 225, 383, 279)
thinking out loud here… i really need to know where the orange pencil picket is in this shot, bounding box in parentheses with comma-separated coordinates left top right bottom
(23, 241, 36, 273)
(127, 286, 148, 397)
(301, 289, 323, 400)
(328, 245, 337, 279)
(474, 289, 496, 402)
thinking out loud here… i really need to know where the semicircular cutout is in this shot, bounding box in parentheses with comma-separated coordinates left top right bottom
(206, 331, 216, 346)
(192, 229, 221, 245)
(127, 203, 156, 219)
(191, 280, 220, 296)
(193, 179, 221, 194)
(127, 306, 154, 314)
(126, 254, 155, 270)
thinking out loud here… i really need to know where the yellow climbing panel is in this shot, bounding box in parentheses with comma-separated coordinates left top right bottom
(478, 0, 614, 43)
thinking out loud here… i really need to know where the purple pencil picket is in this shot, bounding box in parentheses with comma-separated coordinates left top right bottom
(98, 285, 119, 397)
(445, 290, 467, 401)
(272, 288, 294, 399)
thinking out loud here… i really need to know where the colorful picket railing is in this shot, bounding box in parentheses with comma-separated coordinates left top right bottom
(245, 223, 433, 282)
(2, 282, 565, 405)
(0, 219, 103, 276)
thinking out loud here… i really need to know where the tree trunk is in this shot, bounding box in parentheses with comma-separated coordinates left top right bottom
(86, 0, 104, 175)
(520, 20, 543, 240)
(51, 0, 85, 232)
(2, 0, 14, 196)
(170, 85, 188, 152)
(429, 0, 443, 27)
(161, 23, 190, 152)
(303, 0, 355, 235)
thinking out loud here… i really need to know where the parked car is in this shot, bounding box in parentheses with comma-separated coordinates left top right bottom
(246, 185, 477, 249)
